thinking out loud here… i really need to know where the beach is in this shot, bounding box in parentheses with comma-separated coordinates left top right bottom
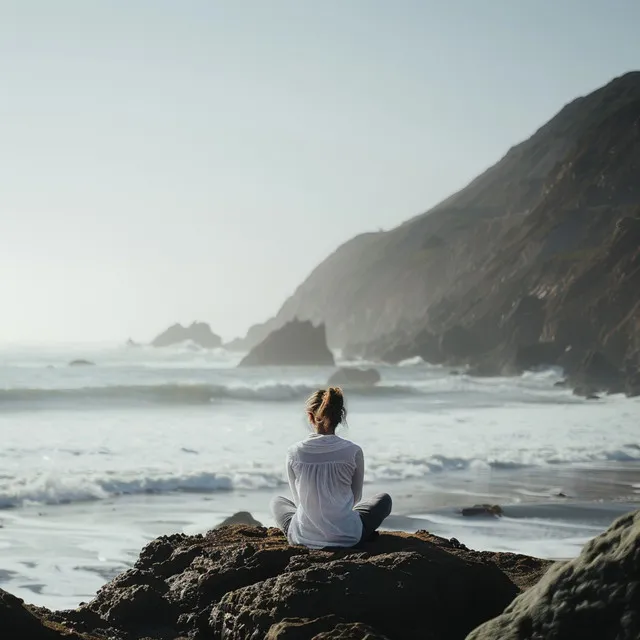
(0, 343, 639, 610)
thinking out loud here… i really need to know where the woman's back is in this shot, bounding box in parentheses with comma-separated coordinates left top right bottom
(270, 387, 391, 549)
(287, 434, 363, 548)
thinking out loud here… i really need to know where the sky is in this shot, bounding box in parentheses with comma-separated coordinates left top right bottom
(0, 1, 638, 344)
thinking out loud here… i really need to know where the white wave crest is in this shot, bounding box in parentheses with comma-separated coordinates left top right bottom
(0, 470, 285, 509)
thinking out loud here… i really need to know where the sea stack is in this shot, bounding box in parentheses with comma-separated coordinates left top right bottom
(151, 322, 222, 349)
(238, 319, 335, 366)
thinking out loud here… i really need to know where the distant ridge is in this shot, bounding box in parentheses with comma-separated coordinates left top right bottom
(151, 322, 222, 349)
(233, 72, 640, 389)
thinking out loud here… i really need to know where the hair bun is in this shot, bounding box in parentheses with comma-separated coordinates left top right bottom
(306, 387, 347, 434)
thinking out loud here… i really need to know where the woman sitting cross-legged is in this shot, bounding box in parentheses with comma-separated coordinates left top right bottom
(270, 387, 392, 549)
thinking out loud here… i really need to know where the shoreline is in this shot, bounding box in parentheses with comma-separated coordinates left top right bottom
(0, 460, 638, 610)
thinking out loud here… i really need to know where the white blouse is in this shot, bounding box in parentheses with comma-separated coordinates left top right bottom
(285, 433, 364, 548)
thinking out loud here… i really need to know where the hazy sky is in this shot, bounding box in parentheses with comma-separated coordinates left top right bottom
(1, 1, 638, 343)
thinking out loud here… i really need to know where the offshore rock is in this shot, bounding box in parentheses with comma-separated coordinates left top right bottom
(151, 322, 222, 349)
(239, 319, 335, 366)
(327, 367, 381, 387)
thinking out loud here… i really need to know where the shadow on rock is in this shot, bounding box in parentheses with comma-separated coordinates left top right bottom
(47, 526, 550, 640)
(467, 509, 640, 640)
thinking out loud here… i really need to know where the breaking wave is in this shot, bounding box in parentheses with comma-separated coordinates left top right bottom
(0, 383, 420, 408)
(0, 470, 285, 509)
(3, 445, 639, 509)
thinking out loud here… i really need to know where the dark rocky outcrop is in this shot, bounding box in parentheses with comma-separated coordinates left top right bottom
(151, 322, 222, 349)
(239, 320, 335, 367)
(513, 342, 566, 372)
(35, 526, 550, 640)
(215, 511, 263, 528)
(467, 509, 640, 640)
(327, 367, 381, 387)
(6, 514, 639, 639)
(229, 73, 640, 395)
(461, 504, 504, 518)
(266, 617, 390, 639)
(568, 350, 625, 395)
(0, 588, 99, 639)
(68, 359, 95, 366)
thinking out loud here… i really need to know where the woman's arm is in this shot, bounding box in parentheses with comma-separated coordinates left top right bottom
(286, 454, 299, 505)
(351, 447, 364, 504)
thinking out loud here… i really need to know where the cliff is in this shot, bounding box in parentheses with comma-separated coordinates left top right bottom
(233, 72, 640, 384)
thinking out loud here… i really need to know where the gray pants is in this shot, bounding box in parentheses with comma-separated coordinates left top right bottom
(270, 492, 392, 545)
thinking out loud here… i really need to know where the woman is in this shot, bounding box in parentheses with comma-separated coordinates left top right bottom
(270, 387, 391, 549)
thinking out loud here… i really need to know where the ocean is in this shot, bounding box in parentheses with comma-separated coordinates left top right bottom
(0, 342, 639, 610)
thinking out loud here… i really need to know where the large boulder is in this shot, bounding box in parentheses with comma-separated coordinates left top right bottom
(210, 533, 537, 640)
(239, 320, 335, 367)
(47, 526, 549, 640)
(327, 367, 381, 387)
(151, 322, 222, 349)
(467, 509, 640, 640)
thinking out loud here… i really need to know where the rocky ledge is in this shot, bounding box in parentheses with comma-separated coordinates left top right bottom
(4, 527, 549, 640)
(4, 510, 639, 640)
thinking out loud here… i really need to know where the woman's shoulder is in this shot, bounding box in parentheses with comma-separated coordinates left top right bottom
(336, 436, 363, 454)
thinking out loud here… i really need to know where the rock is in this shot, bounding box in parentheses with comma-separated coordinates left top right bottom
(125, 338, 140, 348)
(467, 509, 640, 640)
(210, 538, 523, 639)
(439, 325, 482, 361)
(216, 511, 263, 528)
(461, 504, 504, 517)
(0, 588, 99, 639)
(265, 615, 388, 640)
(327, 367, 381, 387)
(500, 296, 545, 347)
(68, 359, 95, 366)
(379, 329, 443, 365)
(572, 386, 600, 400)
(266, 616, 390, 639)
(624, 366, 640, 397)
(41, 526, 549, 640)
(570, 351, 624, 394)
(239, 320, 335, 367)
(513, 342, 565, 371)
(151, 322, 222, 349)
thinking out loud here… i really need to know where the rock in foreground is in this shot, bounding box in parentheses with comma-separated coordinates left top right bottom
(467, 509, 640, 640)
(47, 526, 549, 640)
(151, 322, 222, 349)
(0, 588, 99, 639)
(239, 319, 335, 366)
